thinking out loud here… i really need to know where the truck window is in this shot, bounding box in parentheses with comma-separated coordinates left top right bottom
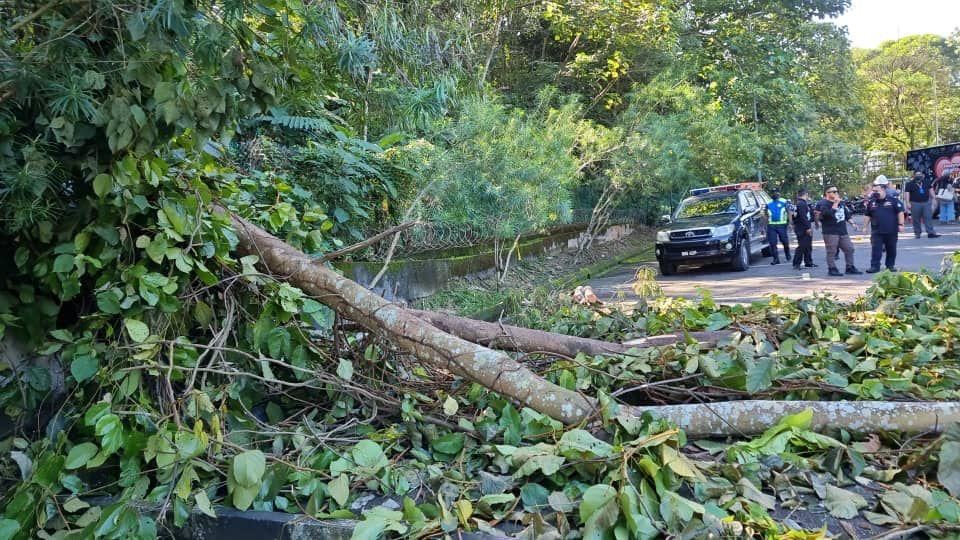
(739, 191, 758, 211)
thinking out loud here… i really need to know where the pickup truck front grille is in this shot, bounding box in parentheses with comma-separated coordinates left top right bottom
(669, 228, 711, 240)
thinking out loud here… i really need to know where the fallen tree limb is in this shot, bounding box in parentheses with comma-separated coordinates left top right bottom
(315, 220, 419, 264)
(222, 208, 960, 436)
(223, 208, 597, 424)
(408, 309, 731, 357)
(631, 400, 960, 438)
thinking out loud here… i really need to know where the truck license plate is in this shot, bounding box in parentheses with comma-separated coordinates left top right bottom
(682, 250, 696, 256)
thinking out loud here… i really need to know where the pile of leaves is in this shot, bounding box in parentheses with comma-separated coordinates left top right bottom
(5, 243, 960, 538)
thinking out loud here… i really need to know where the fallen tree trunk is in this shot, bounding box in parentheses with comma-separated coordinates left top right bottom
(408, 309, 730, 357)
(223, 209, 597, 424)
(223, 208, 960, 435)
(633, 400, 960, 438)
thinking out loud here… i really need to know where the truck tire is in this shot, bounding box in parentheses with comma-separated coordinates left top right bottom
(659, 261, 677, 276)
(731, 239, 750, 271)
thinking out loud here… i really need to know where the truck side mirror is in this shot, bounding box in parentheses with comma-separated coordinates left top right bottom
(659, 214, 672, 225)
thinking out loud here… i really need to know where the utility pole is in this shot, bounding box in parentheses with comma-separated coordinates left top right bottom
(754, 96, 762, 183)
(933, 69, 941, 145)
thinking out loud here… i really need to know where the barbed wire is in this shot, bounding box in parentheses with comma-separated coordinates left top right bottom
(364, 209, 645, 260)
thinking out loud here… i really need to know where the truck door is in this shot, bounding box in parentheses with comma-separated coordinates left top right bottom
(739, 191, 761, 248)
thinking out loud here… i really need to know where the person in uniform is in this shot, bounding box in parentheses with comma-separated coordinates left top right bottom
(765, 188, 791, 265)
(865, 176, 905, 273)
(792, 188, 817, 270)
(816, 185, 862, 277)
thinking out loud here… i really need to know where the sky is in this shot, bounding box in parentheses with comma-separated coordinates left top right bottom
(827, 0, 959, 49)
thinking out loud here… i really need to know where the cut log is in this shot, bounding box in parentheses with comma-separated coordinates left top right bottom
(224, 209, 596, 424)
(632, 400, 960, 438)
(408, 309, 730, 357)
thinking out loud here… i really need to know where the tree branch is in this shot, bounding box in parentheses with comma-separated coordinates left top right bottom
(315, 221, 420, 264)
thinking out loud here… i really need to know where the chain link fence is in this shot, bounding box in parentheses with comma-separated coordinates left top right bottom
(366, 210, 645, 260)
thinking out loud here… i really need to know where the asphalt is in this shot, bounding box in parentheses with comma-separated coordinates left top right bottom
(587, 218, 960, 304)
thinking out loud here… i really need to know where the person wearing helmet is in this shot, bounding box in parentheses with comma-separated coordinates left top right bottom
(765, 187, 791, 265)
(865, 176, 905, 273)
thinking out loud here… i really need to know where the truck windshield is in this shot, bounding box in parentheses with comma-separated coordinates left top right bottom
(675, 194, 739, 219)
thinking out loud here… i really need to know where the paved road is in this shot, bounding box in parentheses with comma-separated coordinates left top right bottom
(588, 220, 960, 304)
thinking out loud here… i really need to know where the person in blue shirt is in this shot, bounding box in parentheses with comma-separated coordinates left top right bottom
(765, 188, 791, 265)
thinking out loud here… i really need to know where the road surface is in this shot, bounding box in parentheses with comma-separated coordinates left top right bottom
(588, 221, 960, 304)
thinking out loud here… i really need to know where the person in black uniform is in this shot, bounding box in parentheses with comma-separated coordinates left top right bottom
(792, 189, 817, 270)
(865, 177, 905, 273)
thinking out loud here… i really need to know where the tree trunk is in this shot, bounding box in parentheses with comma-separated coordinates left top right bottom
(632, 400, 960, 438)
(408, 309, 730, 357)
(223, 209, 596, 424)
(222, 208, 960, 435)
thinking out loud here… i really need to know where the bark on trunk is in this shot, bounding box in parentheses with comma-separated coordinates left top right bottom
(408, 309, 730, 357)
(223, 208, 960, 436)
(224, 210, 597, 424)
(631, 400, 960, 438)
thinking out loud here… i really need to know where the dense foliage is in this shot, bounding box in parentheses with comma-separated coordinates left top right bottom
(2, 0, 960, 539)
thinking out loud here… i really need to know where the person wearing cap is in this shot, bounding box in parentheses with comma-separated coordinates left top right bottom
(865, 176, 905, 273)
(904, 171, 940, 238)
(792, 188, 816, 270)
(765, 187, 791, 265)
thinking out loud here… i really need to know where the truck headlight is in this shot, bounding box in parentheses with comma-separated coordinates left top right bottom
(712, 224, 734, 237)
(656, 230, 670, 242)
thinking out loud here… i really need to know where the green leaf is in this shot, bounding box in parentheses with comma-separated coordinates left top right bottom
(939, 441, 960, 497)
(581, 485, 620, 540)
(619, 486, 657, 540)
(93, 174, 113, 198)
(580, 484, 617, 522)
(559, 429, 614, 459)
(65, 442, 99, 469)
(53, 254, 74, 273)
(232, 450, 266, 487)
(124, 318, 150, 343)
(232, 484, 259, 511)
(96, 414, 123, 454)
(328, 474, 350, 506)
(71, 354, 99, 382)
(0, 519, 20, 538)
(352, 440, 388, 471)
(442, 396, 459, 416)
(431, 433, 465, 456)
(823, 485, 867, 519)
(746, 357, 775, 393)
(194, 490, 216, 518)
(337, 359, 354, 381)
(351, 507, 406, 540)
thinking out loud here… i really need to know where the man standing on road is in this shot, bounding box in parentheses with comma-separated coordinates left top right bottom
(865, 177, 905, 273)
(792, 189, 817, 270)
(766, 188, 791, 265)
(904, 171, 941, 238)
(816, 185, 863, 277)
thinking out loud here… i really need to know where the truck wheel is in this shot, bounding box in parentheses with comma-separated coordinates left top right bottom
(659, 261, 677, 276)
(731, 239, 750, 271)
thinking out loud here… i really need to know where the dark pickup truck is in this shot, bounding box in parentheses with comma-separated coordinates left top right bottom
(654, 183, 772, 275)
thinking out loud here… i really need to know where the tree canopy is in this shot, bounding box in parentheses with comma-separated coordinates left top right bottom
(2, 0, 960, 538)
